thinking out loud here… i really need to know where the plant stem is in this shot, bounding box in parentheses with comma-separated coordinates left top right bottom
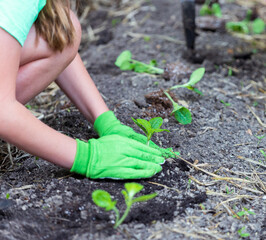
(113, 207, 120, 226)
(169, 84, 185, 90)
(114, 203, 132, 229)
(164, 91, 176, 106)
(131, 59, 164, 74)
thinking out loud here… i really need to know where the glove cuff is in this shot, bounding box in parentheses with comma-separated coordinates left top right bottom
(70, 139, 90, 177)
(93, 111, 120, 137)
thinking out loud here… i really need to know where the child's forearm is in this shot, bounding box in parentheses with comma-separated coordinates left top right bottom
(56, 54, 109, 124)
(0, 100, 76, 169)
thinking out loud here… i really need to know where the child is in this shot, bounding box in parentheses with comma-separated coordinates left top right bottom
(0, 0, 169, 179)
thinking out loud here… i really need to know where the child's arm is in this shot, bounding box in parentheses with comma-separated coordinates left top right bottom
(56, 53, 109, 123)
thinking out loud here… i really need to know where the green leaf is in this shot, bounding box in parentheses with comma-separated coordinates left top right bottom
(149, 59, 157, 67)
(226, 21, 249, 34)
(200, 5, 212, 16)
(131, 118, 149, 135)
(186, 86, 203, 95)
(132, 193, 157, 203)
(121, 189, 129, 203)
(237, 211, 246, 217)
(173, 107, 192, 125)
(125, 183, 143, 199)
(153, 128, 170, 133)
(188, 68, 205, 86)
(252, 18, 265, 34)
(191, 87, 203, 95)
(212, 3, 222, 18)
(92, 190, 117, 211)
(238, 227, 250, 238)
(137, 119, 152, 135)
(134, 62, 148, 73)
(120, 61, 134, 71)
(149, 117, 163, 129)
(115, 50, 132, 67)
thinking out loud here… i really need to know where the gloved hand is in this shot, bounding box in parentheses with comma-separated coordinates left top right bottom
(93, 111, 176, 158)
(70, 135, 164, 179)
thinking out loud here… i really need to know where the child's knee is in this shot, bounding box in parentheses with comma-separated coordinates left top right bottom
(70, 10, 82, 53)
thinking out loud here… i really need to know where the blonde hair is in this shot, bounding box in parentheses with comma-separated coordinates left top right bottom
(35, 0, 78, 51)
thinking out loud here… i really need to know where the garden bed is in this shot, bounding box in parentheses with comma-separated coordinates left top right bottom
(0, 0, 265, 239)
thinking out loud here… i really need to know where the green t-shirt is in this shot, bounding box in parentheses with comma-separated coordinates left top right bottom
(0, 0, 46, 46)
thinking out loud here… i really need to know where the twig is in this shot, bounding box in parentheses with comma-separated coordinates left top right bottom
(237, 156, 266, 168)
(247, 105, 266, 128)
(165, 224, 225, 240)
(126, 32, 184, 44)
(216, 195, 256, 209)
(148, 181, 181, 193)
(189, 176, 217, 186)
(227, 180, 264, 194)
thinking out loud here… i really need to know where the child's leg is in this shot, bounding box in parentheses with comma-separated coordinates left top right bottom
(16, 11, 81, 105)
(17, 11, 108, 123)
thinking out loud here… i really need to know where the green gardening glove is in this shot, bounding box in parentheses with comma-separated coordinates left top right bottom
(93, 111, 176, 158)
(70, 135, 164, 179)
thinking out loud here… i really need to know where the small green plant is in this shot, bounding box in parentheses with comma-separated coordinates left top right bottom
(237, 226, 250, 238)
(228, 67, 233, 76)
(260, 149, 266, 160)
(220, 100, 231, 107)
(164, 91, 192, 125)
(111, 18, 121, 27)
(131, 117, 170, 145)
(143, 36, 151, 42)
(226, 10, 265, 34)
(233, 207, 255, 219)
(115, 50, 164, 75)
(225, 186, 234, 194)
(92, 183, 157, 229)
(187, 178, 192, 190)
(200, 1, 222, 18)
(5, 193, 10, 199)
(163, 68, 205, 125)
(169, 67, 205, 95)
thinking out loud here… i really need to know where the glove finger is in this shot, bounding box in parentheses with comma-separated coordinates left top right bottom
(125, 149, 165, 164)
(105, 167, 161, 179)
(126, 139, 162, 156)
(123, 158, 163, 171)
(129, 132, 148, 144)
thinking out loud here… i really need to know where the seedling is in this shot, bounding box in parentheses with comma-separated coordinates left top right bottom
(164, 91, 192, 125)
(163, 68, 205, 124)
(169, 67, 205, 95)
(225, 186, 234, 194)
(131, 117, 170, 146)
(260, 149, 266, 160)
(220, 100, 231, 107)
(187, 178, 192, 190)
(228, 67, 233, 76)
(237, 226, 250, 238)
(199, 1, 222, 18)
(5, 193, 10, 199)
(233, 207, 255, 220)
(92, 183, 157, 229)
(226, 10, 265, 35)
(115, 50, 164, 75)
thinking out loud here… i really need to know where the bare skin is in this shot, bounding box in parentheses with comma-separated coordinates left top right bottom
(0, 11, 109, 169)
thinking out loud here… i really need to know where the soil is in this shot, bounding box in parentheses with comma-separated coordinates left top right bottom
(1, 0, 266, 239)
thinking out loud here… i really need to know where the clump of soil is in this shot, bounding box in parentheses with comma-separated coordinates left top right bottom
(143, 89, 178, 118)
